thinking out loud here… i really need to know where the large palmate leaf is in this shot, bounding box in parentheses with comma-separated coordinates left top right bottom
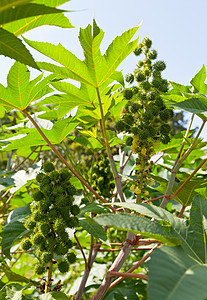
(0, 0, 72, 68)
(3, 0, 73, 36)
(0, 61, 53, 111)
(24, 19, 140, 89)
(1, 118, 79, 151)
(147, 195, 207, 300)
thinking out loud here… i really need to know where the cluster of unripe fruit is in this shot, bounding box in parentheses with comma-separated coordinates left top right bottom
(116, 38, 174, 202)
(91, 156, 115, 198)
(21, 162, 80, 275)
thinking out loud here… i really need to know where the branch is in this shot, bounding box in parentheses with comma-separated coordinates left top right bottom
(107, 271, 148, 280)
(21, 110, 116, 213)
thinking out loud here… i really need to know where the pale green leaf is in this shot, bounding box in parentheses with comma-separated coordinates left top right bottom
(147, 245, 207, 300)
(0, 62, 54, 110)
(95, 213, 181, 246)
(0, 28, 38, 69)
(79, 216, 107, 242)
(0, 3, 65, 25)
(190, 65, 207, 93)
(169, 97, 207, 114)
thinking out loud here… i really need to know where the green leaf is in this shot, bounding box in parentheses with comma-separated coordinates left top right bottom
(24, 20, 140, 88)
(190, 65, 207, 93)
(3, 0, 74, 36)
(0, 28, 39, 69)
(0, 61, 54, 111)
(79, 216, 108, 242)
(169, 97, 207, 114)
(0, 3, 66, 25)
(79, 203, 110, 217)
(147, 196, 207, 300)
(147, 245, 207, 300)
(0, 205, 30, 259)
(95, 213, 181, 246)
(0, 262, 36, 284)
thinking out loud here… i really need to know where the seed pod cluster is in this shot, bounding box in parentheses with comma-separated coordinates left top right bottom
(116, 38, 174, 202)
(21, 162, 79, 275)
(91, 157, 115, 198)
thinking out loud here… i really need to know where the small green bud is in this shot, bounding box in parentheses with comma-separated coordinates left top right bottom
(148, 49, 157, 60)
(32, 233, 44, 245)
(24, 216, 36, 230)
(36, 172, 45, 183)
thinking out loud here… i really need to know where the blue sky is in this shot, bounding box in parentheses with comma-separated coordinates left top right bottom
(1, 0, 207, 137)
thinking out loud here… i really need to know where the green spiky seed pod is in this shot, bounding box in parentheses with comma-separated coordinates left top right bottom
(159, 110, 171, 121)
(55, 195, 69, 207)
(166, 108, 174, 119)
(32, 233, 44, 245)
(36, 172, 45, 183)
(116, 120, 126, 132)
(24, 216, 36, 230)
(41, 252, 52, 263)
(131, 86, 139, 94)
(40, 183, 53, 195)
(66, 217, 79, 228)
(138, 129, 150, 140)
(130, 103, 140, 113)
(58, 231, 69, 244)
(58, 260, 69, 273)
(124, 89, 133, 100)
(35, 264, 46, 275)
(148, 49, 157, 60)
(125, 73, 134, 84)
(160, 124, 171, 135)
(52, 185, 64, 196)
(151, 78, 161, 88)
(153, 61, 166, 72)
(110, 182, 115, 189)
(161, 134, 171, 144)
(143, 37, 152, 49)
(140, 81, 151, 91)
(53, 218, 66, 232)
(41, 175, 51, 185)
(134, 46, 142, 56)
(66, 185, 76, 196)
(21, 238, 32, 251)
(138, 91, 147, 100)
(67, 252, 76, 264)
(50, 171, 60, 182)
(146, 91, 157, 101)
(54, 244, 68, 256)
(39, 223, 50, 236)
(47, 236, 57, 250)
(39, 199, 50, 213)
(42, 162, 55, 173)
(154, 97, 164, 108)
(32, 190, 44, 201)
(59, 169, 71, 181)
(70, 205, 80, 216)
(135, 72, 145, 82)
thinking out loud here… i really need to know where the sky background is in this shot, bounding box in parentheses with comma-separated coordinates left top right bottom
(0, 0, 207, 137)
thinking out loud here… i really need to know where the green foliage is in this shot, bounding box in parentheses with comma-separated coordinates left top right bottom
(0, 6, 207, 300)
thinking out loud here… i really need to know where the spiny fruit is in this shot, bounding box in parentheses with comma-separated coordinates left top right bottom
(22, 162, 79, 276)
